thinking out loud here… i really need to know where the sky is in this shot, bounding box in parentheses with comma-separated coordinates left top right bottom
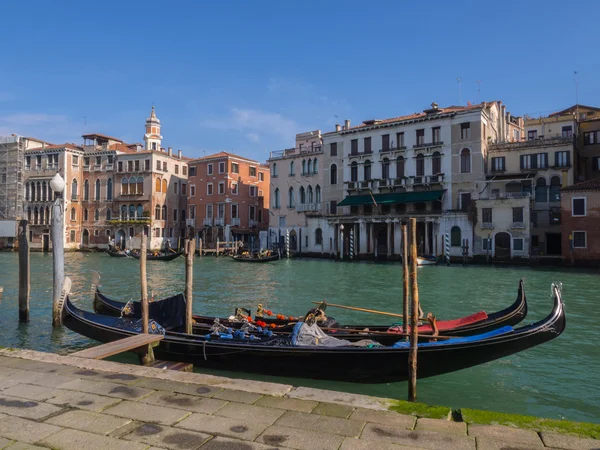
(1, 0, 599, 161)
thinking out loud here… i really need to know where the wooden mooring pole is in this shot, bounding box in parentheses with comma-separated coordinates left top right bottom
(140, 230, 148, 334)
(18, 220, 30, 323)
(401, 224, 409, 339)
(408, 218, 419, 402)
(185, 238, 195, 334)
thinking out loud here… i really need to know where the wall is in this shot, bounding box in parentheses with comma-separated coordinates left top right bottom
(560, 190, 600, 262)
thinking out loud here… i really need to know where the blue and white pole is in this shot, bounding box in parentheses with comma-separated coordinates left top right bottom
(349, 227, 355, 260)
(286, 228, 290, 259)
(444, 232, 450, 265)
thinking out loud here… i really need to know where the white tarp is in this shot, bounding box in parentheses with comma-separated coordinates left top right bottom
(0, 221, 17, 237)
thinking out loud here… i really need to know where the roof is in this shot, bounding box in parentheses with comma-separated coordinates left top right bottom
(26, 143, 82, 152)
(189, 151, 262, 164)
(82, 133, 123, 143)
(337, 190, 445, 207)
(549, 104, 600, 117)
(561, 178, 600, 192)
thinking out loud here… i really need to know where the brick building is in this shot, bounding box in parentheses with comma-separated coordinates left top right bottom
(560, 178, 600, 265)
(187, 152, 270, 249)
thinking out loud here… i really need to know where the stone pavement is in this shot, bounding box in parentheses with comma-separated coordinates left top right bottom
(0, 349, 596, 450)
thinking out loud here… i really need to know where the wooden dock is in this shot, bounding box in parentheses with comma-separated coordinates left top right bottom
(71, 334, 164, 360)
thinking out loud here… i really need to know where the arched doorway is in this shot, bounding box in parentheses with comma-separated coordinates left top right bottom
(115, 229, 126, 250)
(376, 227, 387, 257)
(494, 232, 511, 260)
(289, 230, 297, 251)
(82, 229, 90, 247)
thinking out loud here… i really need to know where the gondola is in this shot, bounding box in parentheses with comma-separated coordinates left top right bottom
(61, 282, 565, 383)
(93, 280, 528, 338)
(230, 253, 280, 263)
(106, 249, 129, 258)
(129, 250, 183, 261)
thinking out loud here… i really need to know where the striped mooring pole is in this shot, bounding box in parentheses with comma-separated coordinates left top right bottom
(349, 228, 355, 260)
(286, 229, 290, 259)
(444, 233, 450, 266)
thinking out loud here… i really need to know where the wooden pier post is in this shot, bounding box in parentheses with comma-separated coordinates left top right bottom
(408, 218, 419, 402)
(401, 224, 409, 340)
(50, 176, 66, 327)
(185, 238, 195, 334)
(18, 220, 30, 323)
(140, 230, 148, 334)
(198, 237, 203, 257)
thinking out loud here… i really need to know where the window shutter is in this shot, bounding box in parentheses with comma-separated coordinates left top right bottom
(543, 153, 548, 168)
(566, 151, 571, 167)
(531, 155, 537, 169)
(520, 155, 524, 169)
(554, 151, 559, 167)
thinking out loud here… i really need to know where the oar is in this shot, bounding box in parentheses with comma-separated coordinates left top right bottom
(319, 327, 451, 340)
(310, 301, 423, 320)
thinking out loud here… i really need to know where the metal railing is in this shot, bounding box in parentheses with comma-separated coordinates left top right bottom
(215, 217, 225, 226)
(186, 219, 195, 227)
(511, 222, 526, 229)
(296, 202, 322, 212)
(481, 222, 494, 229)
(249, 219, 258, 227)
(413, 141, 443, 149)
(231, 218, 241, 226)
(203, 218, 213, 226)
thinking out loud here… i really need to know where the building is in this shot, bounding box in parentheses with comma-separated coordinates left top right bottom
(577, 111, 600, 181)
(187, 152, 269, 249)
(268, 131, 327, 254)
(560, 178, 600, 265)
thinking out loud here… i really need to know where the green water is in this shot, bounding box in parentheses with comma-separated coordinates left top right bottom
(0, 253, 598, 423)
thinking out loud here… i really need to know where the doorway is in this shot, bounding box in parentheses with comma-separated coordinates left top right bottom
(115, 229, 126, 250)
(546, 233, 562, 256)
(494, 232, 511, 260)
(82, 229, 89, 247)
(42, 234, 50, 252)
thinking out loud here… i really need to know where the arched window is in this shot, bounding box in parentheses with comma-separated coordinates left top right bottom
(288, 187, 295, 208)
(94, 209, 99, 221)
(83, 179, 89, 201)
(307, 185, 314, 203)
(274, 188, 280, 208)
(315, 185, 321, 203)
(432, 151, 441, 174)
(121, 205, 127, 219)
(27, 207, 32, 222)
(549, 176, 561, 202)
(535, 178, 547, 202)
(106, 209, 112, 220)
(33, 207, 38, 225)
(162, 179, 167, 193)
(299, 186, 306, 204)
(95, 179, 101, 200)
(382, 158, 390, 179)
(129, 204, 135, 219)
(451, 226, 461, 247)
(71, 179, 78, 200)
(416, 154, 425, 176)
(315, 228, 323, 245)
(290, 161, 295, 175)
(313, 158, 318, 174)
(155, 205, 161, 219)
(162, 205, 167, 220)
(302, 159, 306, 175)
(25, 183, 30, 201)
(364, 160, 371, 180)
(36, 182, 41, 201)
(137, 204, 143, 218)
(48, 182, 52, 200)
(272, 163, 278, 177)
(83, 208, 88, 221)
(396, 156, 405, 178)
(129, 177, 137, 194)
(121, 177, 129, 195)
(70, 207, 76, 221)
(107, 178, 113, 200)
(45, 207, 50, 224)
(137, 177, 143, 195)
(156, 178, 161, 192)
(330, 164, 338, 185)
(42, 181, 47, 201)
(350, 162, 358, 182)
(307, 159, 312, 174)
(460, 148, 471, 173)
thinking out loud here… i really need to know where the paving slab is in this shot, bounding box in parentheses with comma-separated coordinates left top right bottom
(361, 422, 476, 450)
(59, 378, 154, 400)
(139, 390, 228, 414)
(0, 437, 12, 449)
(254, 396, 318, 413)
(311, 402, 355, 419)
(214, 402, 286, 425)
(176, 412, 271, 441)
(46, 389, 122, 412)
(286, 386, 392, 411)
(349, 408, 416, 429)
(0, 394, 63, 420)
(275, 410, 365, 438)
(122, 422, 212, 450)
(540, 431, 600, 450)
(174, 384, 223, 398)
(212, 389, 263, 405)
(68, 369, 141, 385)
(0, 415, 62, 443)
(4, 442, 50, 449)
(38, 428, 148, 450)
(18, 373, 77, 389)
(467, 424, 543, 447)
(415, 417, 467, 436)
(0, 384, 58, 402)
(102, 400, 190, 425)
(199, 436, 296, 450)
(45, 409, 132, 435)
(340, 437, 425, 450)
(474, 437, 546, 450)
(132, 377, 190, 392)
(255, 424, 344, 450)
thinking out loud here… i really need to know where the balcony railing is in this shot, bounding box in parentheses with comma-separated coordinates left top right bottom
(349, 150, 373, 157)
(203, 218, 213, 226)
(511, 222, 526, 229)
(70, 195, 79, 202)
(379, 146, 406, 153)
(481, 222, 494, 229)
(490, 136, 573, 151)
(249, 219, 258, 228)
(106, 164, 114, 171)
(231, 218, 241, 226)
(413, 141, 443, 149)
(215, 217, 225, 226)
(186, 219, 196, 227)
(107, 216, 151, 225)
(93, 164, 101, 171)
(296, 202, 322, 212)
(482, 192, 531, 200)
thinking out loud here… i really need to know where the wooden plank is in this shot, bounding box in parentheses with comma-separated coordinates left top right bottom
(71, 334, 164, 360)
(145, 360, 193, 372)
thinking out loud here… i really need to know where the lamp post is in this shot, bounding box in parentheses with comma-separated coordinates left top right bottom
(50, 173, 65, 327)
(339, 224, 344, 260)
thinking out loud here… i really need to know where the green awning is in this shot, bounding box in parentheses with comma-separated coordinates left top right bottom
(337, 190, 445, 207)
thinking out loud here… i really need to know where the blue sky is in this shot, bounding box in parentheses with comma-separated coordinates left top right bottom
(1, 0, 598, 160)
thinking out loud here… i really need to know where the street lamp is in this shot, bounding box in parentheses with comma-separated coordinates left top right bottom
(50, 172, 65, 326)
(339, 224, 344, 260)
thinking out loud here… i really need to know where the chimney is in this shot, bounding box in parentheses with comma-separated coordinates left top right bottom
(344, 119, 351, 130)
(335, 124, 341, 132)
(178, 150, 182, 159)
(168, 147, 173, 157)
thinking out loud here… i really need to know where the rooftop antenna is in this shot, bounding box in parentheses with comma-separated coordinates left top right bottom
(456, 77, 462, 105)
(574, 71, 579, 119)
(476, 80, 482, 103)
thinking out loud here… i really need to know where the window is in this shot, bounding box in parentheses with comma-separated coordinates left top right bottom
(207, 163, 213, 175)
(206, 204, 213, 218)
(219, 161, 225, 173)
(83, 156, 90, 168)
(189, 166, 195, 176)
(161, 205, 167, 221)
(555, 151, 570, 168)
(583, 131, 600, 145)
(513, 238, 524, 251)
(482, 237, 491, 251)
(313, 158, 318, 174)
(271, 163, 277, 177)
(381, 134, 390, 151)
(258, 209, 263, 222)
(174, 182, 178, 194)
(156, 160, 161, 170)
(181, 183, 187, 195)
(363, 160, 371, 180)
(72, 155, 79, 167)
(416, 154, 425, 176)
(562, 126, 573, 138)
(535, 153, 548, 169)
(513, 207, 524, 223)
(181, 209, 186, 221)
(70, 230, 75, 242)
(572, 197, 586, 216)
(207, 183, 213, 195)
(460, 148, 471, 173)
(249, 205, 256, 221)
(190, 185, 196, 197)
(350, 162, 358, 182)
(299, 186, 306, 204)
(258, 172, 264, 181)
(127, 160, 133, 172)
(189, 206, 196, 220)
(315, 185, 321, 203)
(162, 161, 167, 172)
(573, 231, 587, 248)
(145, 159, 150, 171)
(451, 226, 461, 246)
(351, 139, 358, 155)
(302, 159, 307, 175)
(83, 179, 90, 200)
(330, 164, 338, 184)
(549, 176, 561, 202)
(396, 156, 405, 178)
(482, 208, 492, 223)
(83, 209, 88, 221)
(364, 137, 372, 153)
(106, 209, 112, 220)
(250, 185, 257, 197)
(528, 130, 538, 140)
(134, 160, 140, 172)
(218, 182, 225, 194)
(492, 157, 505, 172)
(162, 179, 167, 193)
(95, 179, 101, 200)
(175, 164, 179, 175)
(174, 209, 178, 222)
(231, 182, 238, 195)
(416, 129, 425, 146)
(432, 152, 441, 174)
(520, 154, 532, 170)
(273, 188, 280, 208)
(249, 166, 256, 177)
(382, 158, 390, 179)
(94, 209, 99, 221)
(432, 127, 441, 144)
(461, 123, 471, 140)
(330, 142, 337, 156)
(396, 132, 405, 148)
(460, 192, 471, 212)
(183, 166, 187, 176)
(155, 178, 161, 192)
(289, 161, 295, 175)
(70, 207, 76, 221)
(535, 178, 547, 202)
(25, 156, 31, 169)
(315, 228, 323, 246)
(231, 162, 239, 174)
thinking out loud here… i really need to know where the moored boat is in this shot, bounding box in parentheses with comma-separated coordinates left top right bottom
(230, 252, 280, 263)
(106, 249, 129, 258)
(129, 250, 184, 261)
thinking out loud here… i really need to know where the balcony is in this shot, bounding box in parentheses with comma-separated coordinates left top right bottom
(511, 222, 526, 229)
(413, 141, 443, 149)
(203, 218, 213, 226)
(215, 218, 225, 226)
(379, 146, 406, 153)
(70, 195, 79, 202)
(296, 202, 322, 212)
(249, 219, 258, 228)
(83, 165, 90, 171)
(490, 136, 573, 151)
(481, 223, 494, 230)
(106, 164, 114, 171)
(93, 164, 101, 171)
(482, 192, 531, 200)
(413, 176, 424, 185)
(231, 218, 241, 226)
(107, 216, 151, 225)
(427, 174, 445, 184)
(186, 219, 196, 227)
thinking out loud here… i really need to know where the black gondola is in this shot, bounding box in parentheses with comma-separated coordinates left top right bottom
(62, 283, 565, 383)
(93, 280, 528, 338)
(129, 250, 183, 261)
(106, 249, 129, 258)
(230, 253, 280, 263)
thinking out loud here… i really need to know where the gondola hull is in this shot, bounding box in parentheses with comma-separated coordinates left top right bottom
(129, 251, 183, 261)
(63, 284, 565, 383)
(106, 249, 128, 258)
(230, 254, 280, 263)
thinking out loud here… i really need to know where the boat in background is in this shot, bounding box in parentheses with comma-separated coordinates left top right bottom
(417, 255, 437, 266)
(129, 250, 183, 261)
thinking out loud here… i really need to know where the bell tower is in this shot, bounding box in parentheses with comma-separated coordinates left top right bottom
(144, 105, 163, 151)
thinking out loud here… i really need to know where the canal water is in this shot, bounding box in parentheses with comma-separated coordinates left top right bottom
(0, 252, 598, 423)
